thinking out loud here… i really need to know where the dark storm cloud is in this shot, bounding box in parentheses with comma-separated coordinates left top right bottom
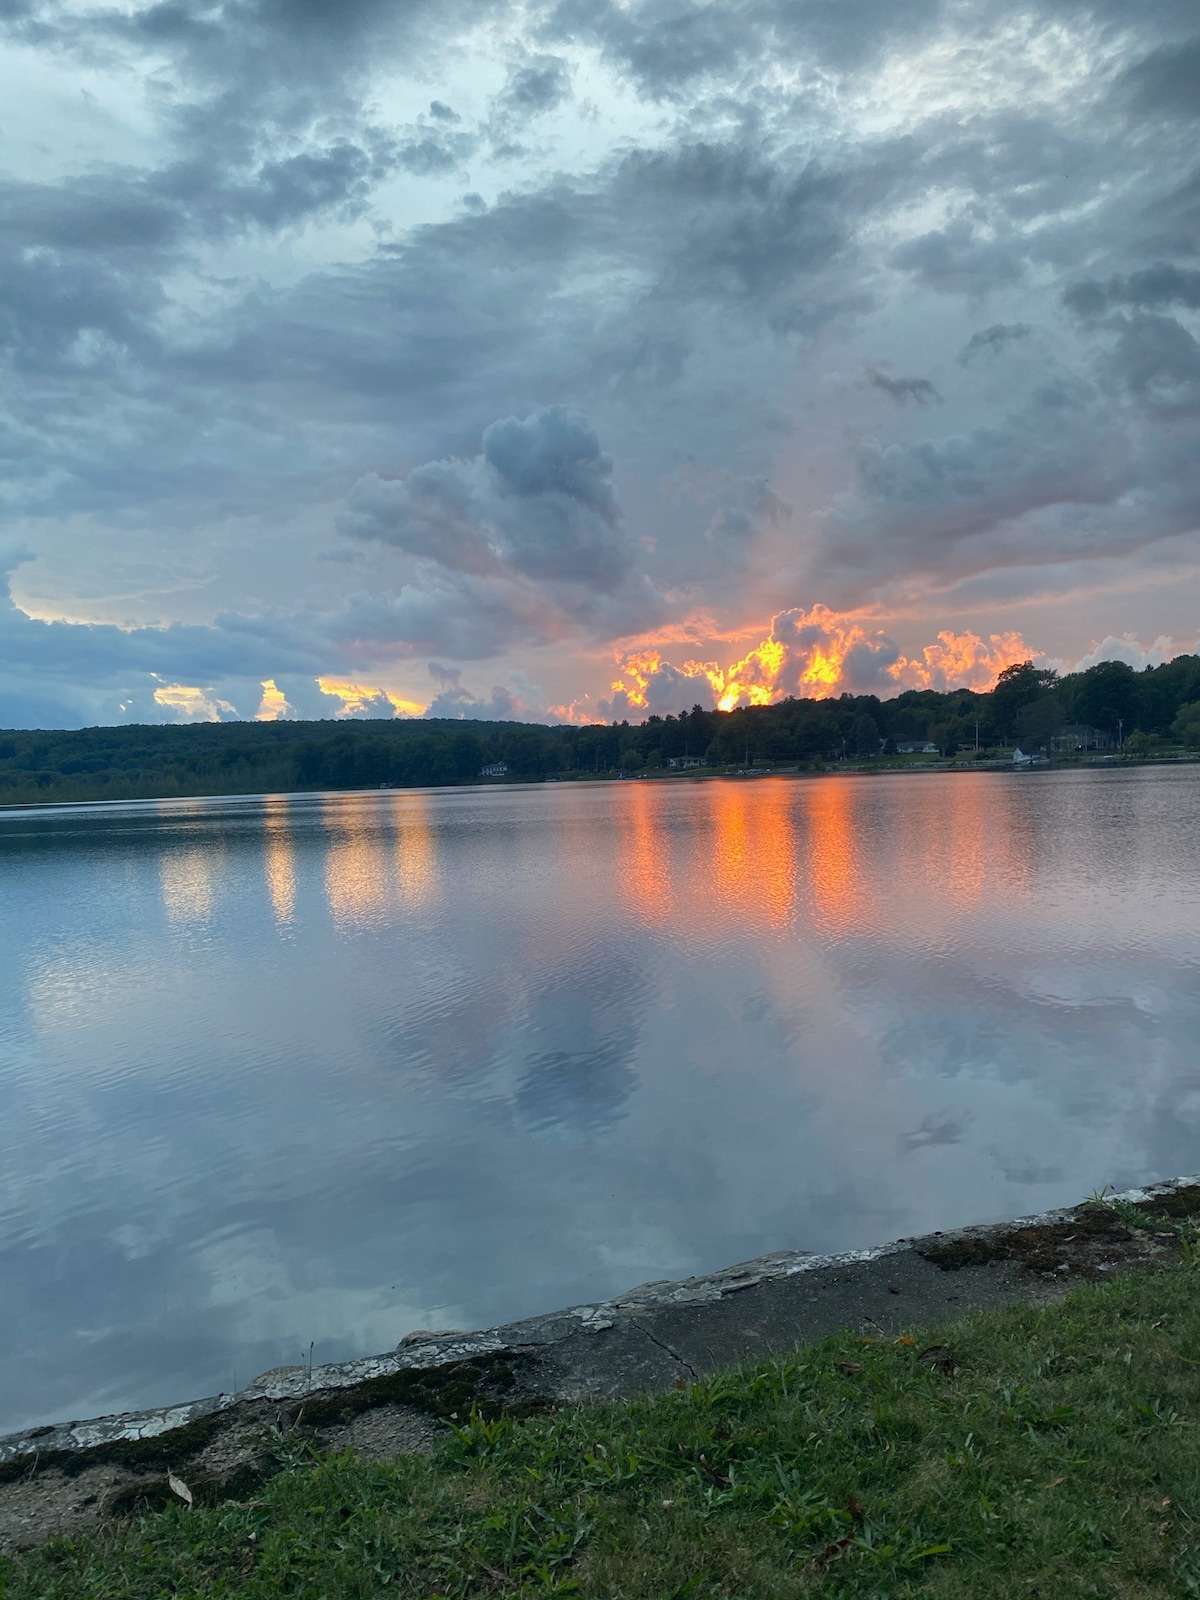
(1107, 313, 1200, 414)
(867, 368, 940, 405)
(958, 323, 1033, 362)
(497, 56, 573, 117)
(543, 0, 946, 95)
(484, 407, 617, 522)
(333, 407, 667, 660)
(833, 376, 1135, 577)
(892, 220, 1026, 297)
(1063, 262, 1200, 318)
(1115, 34, 1200, 120)
(423, 683, 520, 719)
(341, 406, 628, 588)
(150, 129, 896, 476)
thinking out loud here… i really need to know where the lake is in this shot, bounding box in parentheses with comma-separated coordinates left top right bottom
(2, 766, 1199, 1435)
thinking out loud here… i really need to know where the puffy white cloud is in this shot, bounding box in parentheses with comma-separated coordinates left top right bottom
(1072, 634, 1180, 673)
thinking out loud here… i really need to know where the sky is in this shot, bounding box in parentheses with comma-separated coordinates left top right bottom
(1, 0, 1199, 726)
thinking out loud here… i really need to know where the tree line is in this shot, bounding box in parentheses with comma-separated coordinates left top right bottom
(1, 653, 1199, 805)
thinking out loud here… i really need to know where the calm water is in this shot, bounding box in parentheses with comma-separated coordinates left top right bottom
(2, 767, 1200, 1433)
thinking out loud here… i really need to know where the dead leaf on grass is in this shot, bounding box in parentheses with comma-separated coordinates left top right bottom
(698, 1453, 731, 1489)
(167, 1471, 193, 1508)
(838, 1362, 864, 1374)
(811, 1534, 854, 1567)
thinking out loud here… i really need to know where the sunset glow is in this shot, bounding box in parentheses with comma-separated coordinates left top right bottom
(609, 608, 1039, 716)
(255, 680, 291, 721)
(0, 0, 1194, 730)
(317, 680, 428, 720)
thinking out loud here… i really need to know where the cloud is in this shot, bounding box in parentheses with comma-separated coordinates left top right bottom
(544, 0, 946, 96)
(1063, 263, 1200, 318)
(495, 56, 573, 120)
(867, 367, 941, 405)
(428, 661, 462, 688)
(150, 681, 239, 721)
(892, 220, 1025, 297)
(1, 0, 1200, 723)
(342, 405, 627, 586)
(0, 550, 392, 726)
(424, 683, 522, 719)
(1071, 633, 1178, 672)
(958, 323, 1033, 362)
(604, 651, 717, 718)
(606, 606, 1036, 713)
(811, 375, 1143, 599)
(1115, 35, 1200, 121)
(333, 406, 666, 661)
(1107, 313, 1200, 413)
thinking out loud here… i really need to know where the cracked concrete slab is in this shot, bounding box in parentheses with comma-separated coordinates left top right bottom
(3, 1175, 1197, 1548)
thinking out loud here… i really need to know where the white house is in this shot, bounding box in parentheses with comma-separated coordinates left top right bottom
(666, 755, 706, 769)
(480, 761, 508, 778)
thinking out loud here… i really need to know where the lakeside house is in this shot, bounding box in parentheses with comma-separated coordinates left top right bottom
(1049, 723, 1113, 752)
(480, 761, 508, 778)
(895, 740, 939, 754)
(666, 755, 706, 769)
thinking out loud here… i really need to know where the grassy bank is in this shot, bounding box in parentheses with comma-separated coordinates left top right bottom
(6, 1263, 1200, 1598)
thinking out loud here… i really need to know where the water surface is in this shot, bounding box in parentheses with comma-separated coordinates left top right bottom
(2, 767, 1199, 1433)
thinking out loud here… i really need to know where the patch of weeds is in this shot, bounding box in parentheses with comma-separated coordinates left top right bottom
(919, 1208, 1132, 1274)
(1135, 1184, 1200, 1222)
(291, 1351, 554, 1430)
(0, 1410, 233, 1487)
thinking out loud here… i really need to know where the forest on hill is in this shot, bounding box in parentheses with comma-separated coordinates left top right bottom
(3, 654, 1200, 806)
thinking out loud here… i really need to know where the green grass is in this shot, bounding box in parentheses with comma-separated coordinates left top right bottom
(7, 1266, 1200, 1599)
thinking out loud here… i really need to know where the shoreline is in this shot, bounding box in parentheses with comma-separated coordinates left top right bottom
(1, 750, 1197, 815)
(4, 1175, 1199, 1546)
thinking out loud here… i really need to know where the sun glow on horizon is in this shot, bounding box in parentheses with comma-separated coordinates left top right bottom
(609, 606, 1037, 715)
(317, 678, 427, 719)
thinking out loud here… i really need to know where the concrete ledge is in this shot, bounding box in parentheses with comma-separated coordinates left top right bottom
(3, 1176, 1198, 1547)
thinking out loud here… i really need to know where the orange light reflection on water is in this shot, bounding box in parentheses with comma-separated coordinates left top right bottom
(801, 777, 871, 937)
(617, 782, 675, 923)
(704, 780, 796, 932)
(263, 794, 296, 926)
